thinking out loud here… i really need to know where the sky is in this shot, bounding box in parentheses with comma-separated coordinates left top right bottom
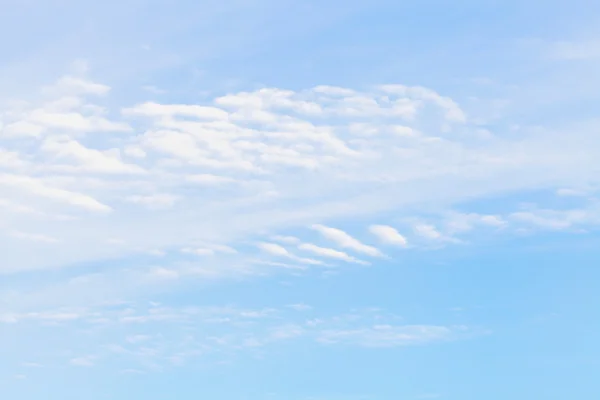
(1, 0, 600, 399)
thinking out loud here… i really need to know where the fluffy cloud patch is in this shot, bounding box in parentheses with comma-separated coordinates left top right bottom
(1, 68, 599, 275)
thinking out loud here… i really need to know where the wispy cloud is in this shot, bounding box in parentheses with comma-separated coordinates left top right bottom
(1, 302, 470, 372)
(312, 225, 382, 257)
(1, 1, 599, 397)
(1, 67, 599, 275)
(369, 225, 407, 246)
(298, 243, 368, 265)
(413, 224, 444, 240)
(0, 173, 111, 213)
(317, 325, 458, 347)
(258, 242, 324, 266)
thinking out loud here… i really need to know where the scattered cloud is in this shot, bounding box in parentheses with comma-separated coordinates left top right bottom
(2, 2, 599, 395)
(258, 242, 324, 266)
(298, 243, 368, 265)
(510, 208, 592, 231)
(414, 224, 444, 240)
(317, 324, 458, 348)
(0, 173, 111, 212)
(556, 188, 587, 197)
(40, 137, 144, 174)
(369, 225, 407, 246)
(443, 212, 506, 234)
(1, 68, 599, 276)
(272, 235, 301, 245)
(2, 302, 469, 372)
(0, 61, 597, 384)
(258, 242, 293, 257)
(312, 225, 382, 257)
(182, 243, 237, 256)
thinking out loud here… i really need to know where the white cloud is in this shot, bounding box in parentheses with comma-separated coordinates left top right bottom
(312, 224, 382, 257)
(0, 173, 111, 212)
(123, 102, 229, 120)
(479, 215, 506, 227)
(183, 247, 215, 256)
(298, 243, 367, 265)
(0, 198, 39, 214)
(556, 188, 587, 197)
(46, 76, 110, 96)
(29, 110, 131, 133)
(378, 84, 467, 123)
(258, 242, 323, 265)
(182, 243, 237, 256)
(146, 267, 180, 281)
(4, 4, 600, 385)
(258, 242, 291, 257)
(317, 324, 456, 347)
(443, 212, 506, 234)
(2, 121, 46, 137)
(41, 137, 144, 174)
(369, 225, 407, 246)
(1, 301, 466, 371)
(271, 235, 301, 244)
(0, 149, 28, 168)
(312, 85, 356, 97)
(207, 244, 238, 254)
(1, 68, 599, 276)
(510, 208, 592, 231)
(414, 224, 443, 240)
(124, 146, 147, 159)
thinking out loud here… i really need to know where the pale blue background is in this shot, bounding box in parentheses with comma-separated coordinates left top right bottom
(1, 1, 600, 399)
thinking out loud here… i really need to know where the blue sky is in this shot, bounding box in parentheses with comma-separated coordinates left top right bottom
(1, 1, 600, 399)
